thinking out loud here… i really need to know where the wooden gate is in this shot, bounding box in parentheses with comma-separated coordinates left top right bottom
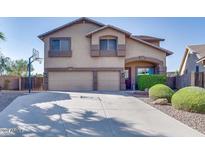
(21, 77, 43, 90)
(195, 72, 205, 88)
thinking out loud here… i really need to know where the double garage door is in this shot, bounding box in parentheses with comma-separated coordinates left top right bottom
(48, 71, 120, 91)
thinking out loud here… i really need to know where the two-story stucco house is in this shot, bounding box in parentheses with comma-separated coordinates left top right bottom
(179, 44, 205, 76)
(38, 17, 173, 91)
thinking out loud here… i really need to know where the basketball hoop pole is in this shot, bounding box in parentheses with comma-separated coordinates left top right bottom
(28, 56, 32, 93)
(28, 48, 42, 93)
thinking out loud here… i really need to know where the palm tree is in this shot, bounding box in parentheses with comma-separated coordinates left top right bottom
(0, 32, 5, 41)
(0, 32, 7, 75)
(0, 52, 11, 75)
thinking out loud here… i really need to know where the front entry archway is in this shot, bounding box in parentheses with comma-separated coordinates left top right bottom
(125, 56, 166, 90)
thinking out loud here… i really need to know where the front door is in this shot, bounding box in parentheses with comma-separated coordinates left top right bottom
(125, 67, 131, 90)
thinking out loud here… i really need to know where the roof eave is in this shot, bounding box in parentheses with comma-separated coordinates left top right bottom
(86, 25, 132, 37)
(179, 48, 189, 75)
(38, 17, 105, 40)
(143, 39, 165, 41)
(133, 35, 165, 42)
(197, 56, 205, 63)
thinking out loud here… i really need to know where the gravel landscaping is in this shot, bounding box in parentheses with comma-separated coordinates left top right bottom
(0, 91, 25, 112)
(134, 93, 205, 135)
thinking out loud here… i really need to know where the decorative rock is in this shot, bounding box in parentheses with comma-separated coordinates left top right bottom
(144, 88, 149, 92)
(151, 98, 169, 105)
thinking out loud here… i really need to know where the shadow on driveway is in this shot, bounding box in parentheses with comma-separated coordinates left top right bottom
(0, 92, 164, 137)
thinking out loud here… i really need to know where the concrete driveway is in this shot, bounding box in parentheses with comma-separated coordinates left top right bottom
(0, 91, 203, 137)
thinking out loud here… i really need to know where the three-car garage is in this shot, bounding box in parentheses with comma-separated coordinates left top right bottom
(48, 71, 121, 91)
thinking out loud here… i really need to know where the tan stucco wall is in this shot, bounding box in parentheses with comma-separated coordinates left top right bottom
(43, 23, 125, 69)
(126, 38, 166, 66)
(43, 23, 167, 70)
(91, 28, 126, 44)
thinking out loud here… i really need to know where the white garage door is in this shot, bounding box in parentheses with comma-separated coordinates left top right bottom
(48, 72, 93, 91)
(97, 71, 120, 91)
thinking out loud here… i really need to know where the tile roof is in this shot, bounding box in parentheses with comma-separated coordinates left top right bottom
(133, 35, 165, 41)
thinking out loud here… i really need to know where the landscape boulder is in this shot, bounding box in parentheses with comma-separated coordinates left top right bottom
(151, 98, 169, 105)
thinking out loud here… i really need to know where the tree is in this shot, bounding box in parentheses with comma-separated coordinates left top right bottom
(35, 73, 43, 77)
(0, 32, 5, 41)
(7, 59, 34, 77)
(0, 51, 11, 75)
(0, 32, 9, 75)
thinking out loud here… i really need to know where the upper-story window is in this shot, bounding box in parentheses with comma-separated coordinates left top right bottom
(100, 39, 117, 51)
(50, 38, 71, 52)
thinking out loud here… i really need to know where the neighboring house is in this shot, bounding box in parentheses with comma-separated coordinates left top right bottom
(179, 44, 205, 76)
(38, 17, 173, 91)
(198, 57, 205, 66)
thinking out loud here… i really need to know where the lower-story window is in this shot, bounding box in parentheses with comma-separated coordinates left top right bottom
(137, 68, 154, 75)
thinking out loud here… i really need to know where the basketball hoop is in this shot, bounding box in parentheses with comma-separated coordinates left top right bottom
(32, 48, 39, 60)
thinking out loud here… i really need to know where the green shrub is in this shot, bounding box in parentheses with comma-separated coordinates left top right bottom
(171, 86, 205, 113)
(149, 84, 174, 102)
(137, 74, 167, 91)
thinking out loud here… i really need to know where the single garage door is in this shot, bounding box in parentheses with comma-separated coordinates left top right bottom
(97, 71, 120, 91)
(48, 72, 93, 91)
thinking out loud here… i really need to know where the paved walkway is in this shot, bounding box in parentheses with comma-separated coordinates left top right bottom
(0, 91, 203, 137)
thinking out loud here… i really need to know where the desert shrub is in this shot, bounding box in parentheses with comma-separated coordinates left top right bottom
(171, 86, 205, 113)
(149, 84, 174, 102)
(137, 74, 167, 91)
